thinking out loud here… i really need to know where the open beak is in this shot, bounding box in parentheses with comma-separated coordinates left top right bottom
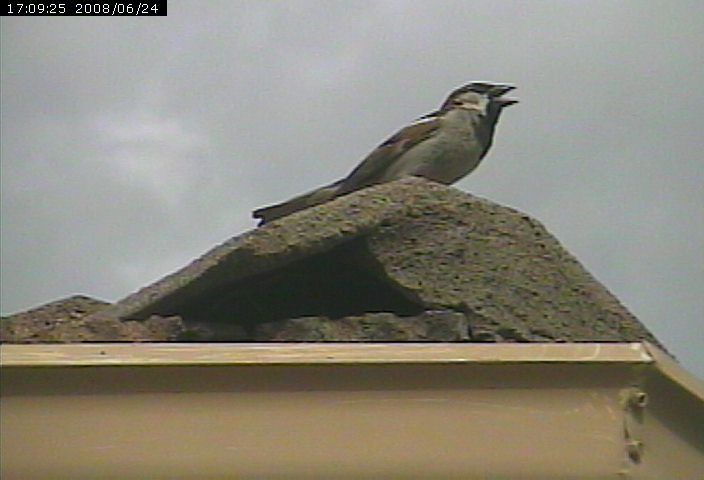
(487, 84, 518, 106)
(486, 84, 518, 106)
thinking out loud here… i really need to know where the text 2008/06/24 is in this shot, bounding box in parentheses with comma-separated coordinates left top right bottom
(4, 2, 167, 16)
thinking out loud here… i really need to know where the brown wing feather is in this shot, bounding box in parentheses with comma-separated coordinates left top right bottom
(252, 115, 441, 225)
(337, 116, 441, 194)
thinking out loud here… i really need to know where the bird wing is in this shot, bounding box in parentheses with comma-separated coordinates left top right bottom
(337, 114, 442, 194)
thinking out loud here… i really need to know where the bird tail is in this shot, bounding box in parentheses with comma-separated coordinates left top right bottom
(252, 180, 343, 225)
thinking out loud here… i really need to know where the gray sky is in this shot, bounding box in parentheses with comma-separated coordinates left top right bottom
(1, 0, 702, 377)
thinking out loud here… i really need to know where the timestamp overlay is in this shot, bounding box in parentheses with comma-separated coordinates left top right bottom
(3, 1, 166, 15)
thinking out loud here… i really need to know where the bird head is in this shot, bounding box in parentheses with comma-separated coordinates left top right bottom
(440, 81, 518, 116)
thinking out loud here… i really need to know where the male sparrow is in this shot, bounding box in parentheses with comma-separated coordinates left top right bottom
(253, 82, 517, 225)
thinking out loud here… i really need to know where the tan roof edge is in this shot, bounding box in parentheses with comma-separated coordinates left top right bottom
(643, 341, 704, 399)
(0, 342, 655, 367)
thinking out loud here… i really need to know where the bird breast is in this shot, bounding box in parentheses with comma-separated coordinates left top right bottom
(381, 110, 485, 185)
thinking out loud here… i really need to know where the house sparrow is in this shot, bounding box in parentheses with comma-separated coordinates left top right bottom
(253, 82, 518, 225)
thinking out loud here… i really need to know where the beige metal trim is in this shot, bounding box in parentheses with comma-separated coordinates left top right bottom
(2, 342, 702, 479)
(1, 341, 655, 367)
(643, 341, 704, 400)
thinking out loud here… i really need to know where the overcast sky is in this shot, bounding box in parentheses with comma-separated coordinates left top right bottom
(1, 1, 702, 376)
